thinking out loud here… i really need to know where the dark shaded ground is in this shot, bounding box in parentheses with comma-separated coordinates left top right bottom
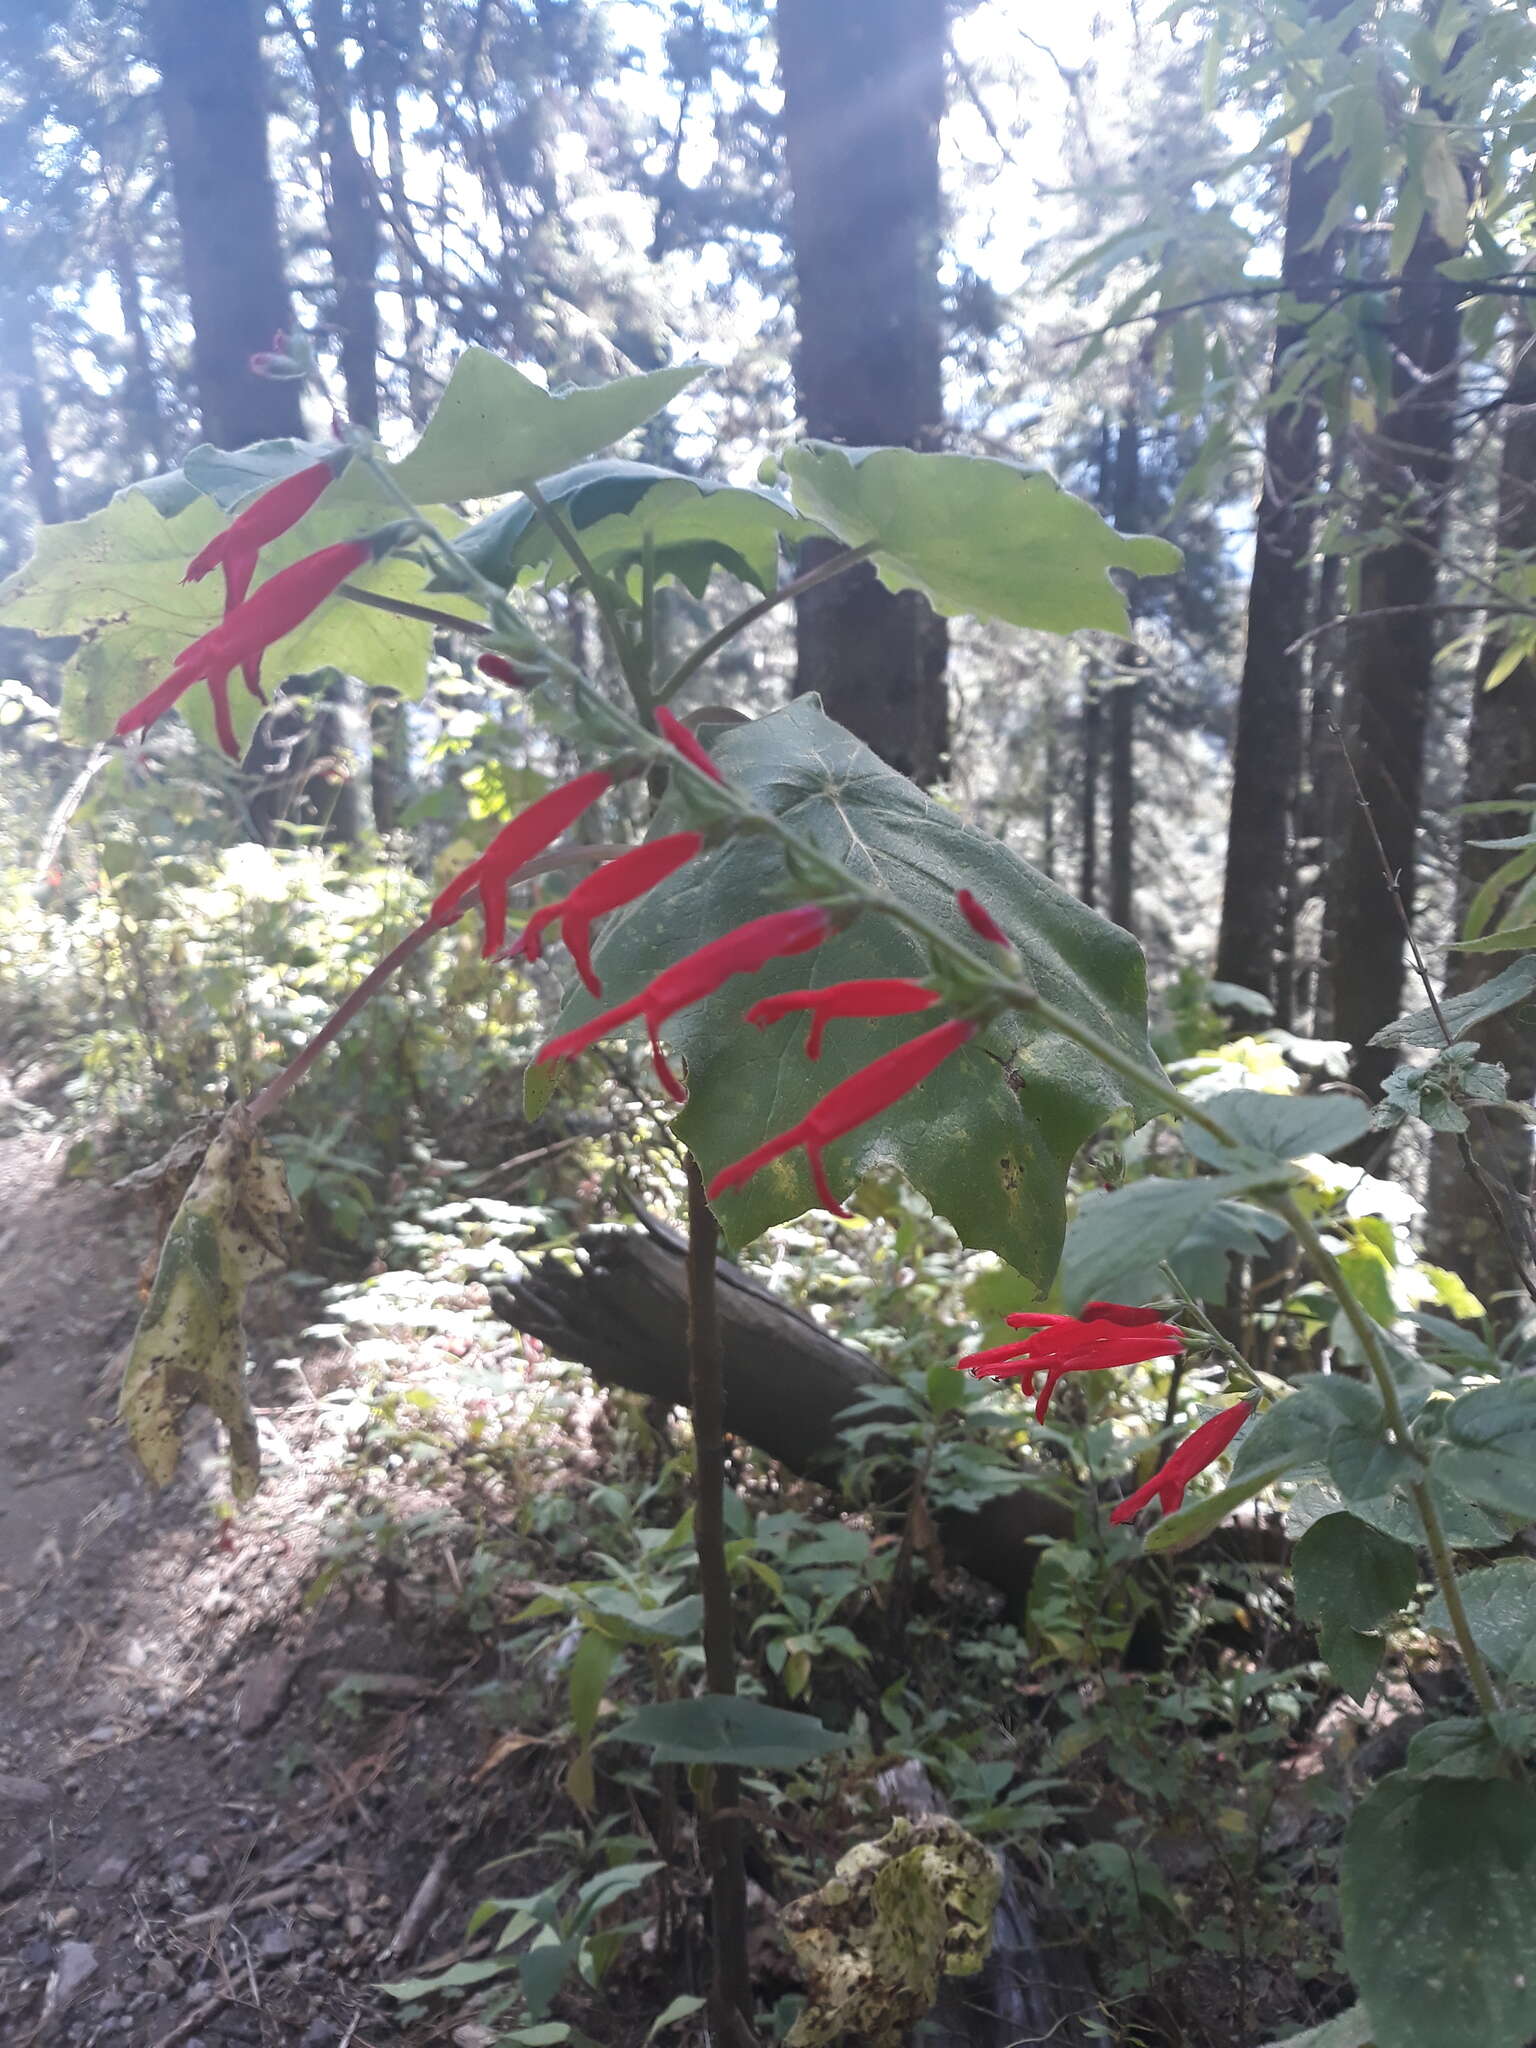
(0, 1129, 542, 2047)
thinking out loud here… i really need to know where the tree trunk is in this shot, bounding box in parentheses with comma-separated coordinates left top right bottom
(106, 192, 169, 473)
(1426, 320, 1536, 1304)
(146, 0, 305, 448)
(490, 1227, 1287, 1614)
(2, 292, 63, 524)
(1214, 1, 1346, 1008)
(1328, 130, 1467, 1097)
(1079, 686, 1100, 908)
(777, 0, 949, 786)
(1107, 412, 1140, 934)
(312, 0, 382, 433)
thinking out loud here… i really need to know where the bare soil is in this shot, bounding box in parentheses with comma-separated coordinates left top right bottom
(0, 1130, 537, 2047)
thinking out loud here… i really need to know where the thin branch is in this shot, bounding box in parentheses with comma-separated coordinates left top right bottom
(654, 542, 878, 705)
(338, 580, 488, 637)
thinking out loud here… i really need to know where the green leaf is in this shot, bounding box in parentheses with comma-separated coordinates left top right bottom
(390, 352, 706, 502)
(519, 1936, 582, 2019)
(381, 1955, 515, 1998)
(780, 443, 1181, 637)
(581, 1588, 705, 1644)
(1294, 1513, 1418, 1633)
(647, 1994, 707, 2040)
(1183, 1088, 1372, 1169)
(1423, 1559, 1536, 1681)
(1342, 1776, 1536, 2048)
(1405, 1714, 1536, 1782)
(1436, 1379, 1536, 1521)
(182, 436, 341, 510)
(1319, 1622, 1383, 1703)
(1060, 1174, 1288, 1311)
(567, 1628, 621, 1743)
(612, 1695, 850, 1769)
(564, 696, 1162, 1289)
(1262, 2005, 1374, 2048)
(1455, 922, 1536, 955)
(452, 458, 811, 599)
(1230, 1375, 1382, 1485)
(1370, 957, 1536, 1049)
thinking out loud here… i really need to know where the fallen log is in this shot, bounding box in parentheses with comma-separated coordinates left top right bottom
(490, 1224, 1286, 1612)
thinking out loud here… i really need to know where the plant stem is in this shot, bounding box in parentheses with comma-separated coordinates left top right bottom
(654, 540, 879, 704)
(1276, 1193, 1515, 1745)
(523, 478, 653, 715)
(684, 1154, 755, 2038)
(337, 580, 488, 637)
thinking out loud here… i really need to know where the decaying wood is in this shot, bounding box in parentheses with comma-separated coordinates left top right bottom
(491, 1226, 1286, 1612)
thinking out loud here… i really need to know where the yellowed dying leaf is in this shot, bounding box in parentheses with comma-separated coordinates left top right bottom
(118, 1109, 295, 1500)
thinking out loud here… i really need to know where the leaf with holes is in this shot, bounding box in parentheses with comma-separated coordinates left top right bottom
(550, 695, 1162, 1287)
(1342, 1775, 1536, 2048)
(450, 458, 812, 598)
(781, 443, 1181, 636)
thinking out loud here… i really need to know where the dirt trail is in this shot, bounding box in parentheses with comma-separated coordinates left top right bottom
(0, 1133, 499, 2046)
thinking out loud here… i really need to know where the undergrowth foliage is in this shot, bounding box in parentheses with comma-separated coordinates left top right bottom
(4, 345, 1536, 2048)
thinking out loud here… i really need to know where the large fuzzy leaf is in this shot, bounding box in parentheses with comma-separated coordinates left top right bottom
(549, 696, 1161, 1289)
(389, 351, 705, 503)
(780, 443, 1181, 636)
(451, 457, 813, 598)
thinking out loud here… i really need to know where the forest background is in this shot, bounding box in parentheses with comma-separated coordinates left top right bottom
(3, 2, 1536, 2047)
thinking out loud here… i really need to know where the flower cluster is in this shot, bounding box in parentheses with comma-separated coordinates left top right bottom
(426, 725, 1001, 1212)
(956, 1303, 1251, 1525)
(116, 456, 366, 760)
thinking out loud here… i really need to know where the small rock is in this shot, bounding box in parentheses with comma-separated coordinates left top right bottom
(185, 1853, 213, 1886)
(85, 1724, 116, 1745)
(344, 1913, 366, 1939)
(95, 1989, 125, 2015)
(257, 1922, 293, 1962)
(54, 1903, 79, 1928)
(234, 1649, 303, 1736)
(21, 1937, 53, 1968)
(0, 1773, 53, 1809)
(43, 1940, 97, 2017)
(89, 1852, 133, 1888)
(1, 1846, 45, 1897)
(299, 2024, 339, 2048)
(147, 1956, 179, 1991)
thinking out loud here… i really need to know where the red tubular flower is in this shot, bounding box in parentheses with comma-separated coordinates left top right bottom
(185, 462, 339, 612)
(655, 706, 725, 784)
(957, 1306, 1183, 1424)
(506, 831, 705, 994)
(745, 977, 941, 1060)
(433, 768, 615, 959)
(707, 1016, 977, 1218)
(1110, 1400, 1257, 1525)
(478, 652, 533, 688)
(956, 887, 1010, 947)
(116, 539, 373, 759)
(535, 905, 834, 1101)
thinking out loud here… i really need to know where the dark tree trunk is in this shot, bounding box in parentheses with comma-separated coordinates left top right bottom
(312, 0, 382, 432)
(1426, 321, 1536, 1304)
(1329, 156, 1467, 1098)
(2, 294, 62, 524)
(146, 0, 304, 448)
(778, 0, 949, 786)
(107, 195, 169, 472)
(1107, 411, 1141, 934)
(1079, 687, 1100, 908)
(371, 0, 430, 422)
(1214, 1, 1347, 1007)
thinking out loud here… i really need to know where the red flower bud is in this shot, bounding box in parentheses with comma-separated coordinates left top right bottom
(506, 832, 705, 994)
(956, 887, 1010, 947)
(655, 706, 724, 784)
(433, 768, 615, 959)
(707, 1016, 976, 1217)
(536, 905, 833, 1101)
(478, 652, 533, 688)
(745, 977, 940, 1060)
(1110, 1400, 1256, 1525)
